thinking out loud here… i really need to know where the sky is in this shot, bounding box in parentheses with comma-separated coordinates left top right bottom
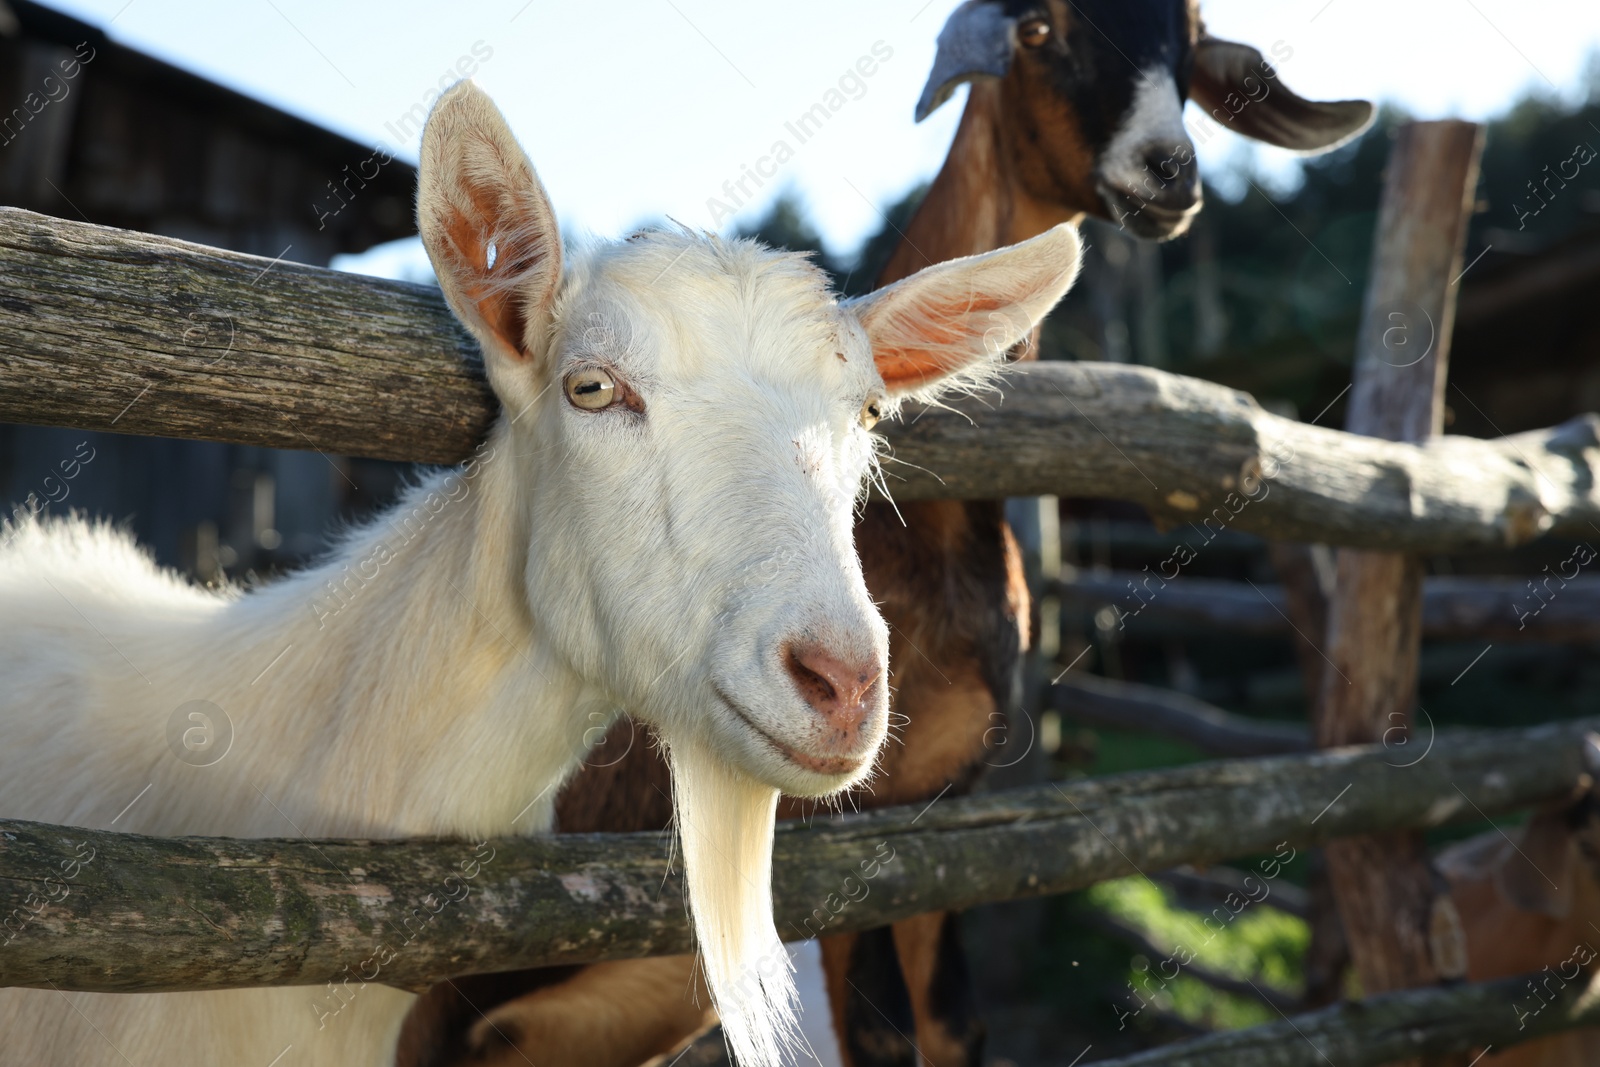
(34, 0, 1600, 278)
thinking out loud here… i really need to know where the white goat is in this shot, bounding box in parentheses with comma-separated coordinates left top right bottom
(0, 81, 1082, 1067)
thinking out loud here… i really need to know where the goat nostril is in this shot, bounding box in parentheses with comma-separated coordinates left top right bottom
(785, 648, 839, 707)
(783, 642, 880, 722)
(1139, 149, 1198, 197)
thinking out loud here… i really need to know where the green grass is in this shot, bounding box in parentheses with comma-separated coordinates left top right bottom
(1087, 876, 1309, 1031)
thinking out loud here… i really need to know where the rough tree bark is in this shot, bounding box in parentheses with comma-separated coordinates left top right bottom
(1314, 122, 1485, 1056)
(2, 209, 1599, 551)
(0, 719, 1592, 995)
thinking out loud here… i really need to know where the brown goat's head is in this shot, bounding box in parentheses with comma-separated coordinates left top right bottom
(916, 0, 1375, 239)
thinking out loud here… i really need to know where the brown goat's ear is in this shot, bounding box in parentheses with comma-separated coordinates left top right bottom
(1495, 805, 1575, 919)
(849, 224, 1081, 398)
(1190, 38, 1374, 153)
(915, 0, 1016, 122)
(418, 81, 562, 406)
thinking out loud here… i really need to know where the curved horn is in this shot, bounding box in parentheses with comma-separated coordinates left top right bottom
(914, 0, 1016, 123)
(1190, 37, 1375, 153)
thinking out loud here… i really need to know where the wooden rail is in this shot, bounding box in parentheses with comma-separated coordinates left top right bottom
(1053, 573, 1600, 642)
(1, 717, 1592, 995)
(676, 971, 1600, 1066)
(1086, 971, 1600, 1066)
(1050, 673, 1313, 756)
(2, 208, 1599, 552)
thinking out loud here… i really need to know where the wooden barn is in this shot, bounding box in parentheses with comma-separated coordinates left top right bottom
(0, 0, 417, 577)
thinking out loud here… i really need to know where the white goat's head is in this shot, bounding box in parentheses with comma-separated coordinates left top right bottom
(418, 81, 1081, 1066)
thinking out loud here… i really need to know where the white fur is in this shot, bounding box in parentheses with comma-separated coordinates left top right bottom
(0, 82, 1082, 1067)
(1098, 67, 1194, 193)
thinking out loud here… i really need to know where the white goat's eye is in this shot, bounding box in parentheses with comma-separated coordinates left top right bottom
(860, 397, 883, 430)
(565, 368, 617, 410)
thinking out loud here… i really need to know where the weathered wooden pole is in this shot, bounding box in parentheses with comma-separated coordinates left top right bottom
(0, 719, 1590, 994)
(2, 209, 1598, 550)
(1314, 121, 1485, 1044)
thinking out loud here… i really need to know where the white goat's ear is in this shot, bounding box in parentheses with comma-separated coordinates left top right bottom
(849, 224, 1081, 398)
(418, 81, 562, 404)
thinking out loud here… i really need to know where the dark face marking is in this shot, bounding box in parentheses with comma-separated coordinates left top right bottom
(993, 0, 1203, 237)
(1001, 0, 1193, 155)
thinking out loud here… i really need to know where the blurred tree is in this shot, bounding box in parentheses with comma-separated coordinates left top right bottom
(1134, 77, 1600, 425)
(733, 192, 828, 264)
(842, 182, 928, 296)
(734, 184, 928, 296)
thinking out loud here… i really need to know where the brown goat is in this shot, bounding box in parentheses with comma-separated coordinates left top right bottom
(1436, 743, 1600, 1066)
(397, 4, 1372, 1065)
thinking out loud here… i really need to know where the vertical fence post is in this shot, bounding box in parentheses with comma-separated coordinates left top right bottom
(1315, 120, 1485, 1045)
(1265, 539, 1353, 1006)
(1002, 494, 1060, 779)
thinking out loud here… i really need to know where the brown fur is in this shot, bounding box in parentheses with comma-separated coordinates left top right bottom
(891, 912, 985, 1065)
(396, 969, 580, 1067)
(877, 77, 1084, 289)
(555, 730, 674, 834)
(1438, 796, 1600, 1066)
(821, 928, 918, 1066)
(877, 0, 1212, 284)
(984, 3, 1104, 231)
(395, 957, 715, 1067)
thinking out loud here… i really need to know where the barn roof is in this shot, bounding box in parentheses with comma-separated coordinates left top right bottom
(0, 0, 418, 265)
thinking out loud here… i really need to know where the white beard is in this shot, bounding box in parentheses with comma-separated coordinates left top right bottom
(669, 738, 799, 1067)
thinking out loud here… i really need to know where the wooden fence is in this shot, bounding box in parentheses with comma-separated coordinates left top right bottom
(2, 209, 1597, 552)
(4, 118, 1600, 1063)
(1, 719, 1588, 994)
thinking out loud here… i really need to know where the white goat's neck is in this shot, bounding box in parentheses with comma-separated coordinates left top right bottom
(97, 417, 595, 842)
(283, 418, 596, 838)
